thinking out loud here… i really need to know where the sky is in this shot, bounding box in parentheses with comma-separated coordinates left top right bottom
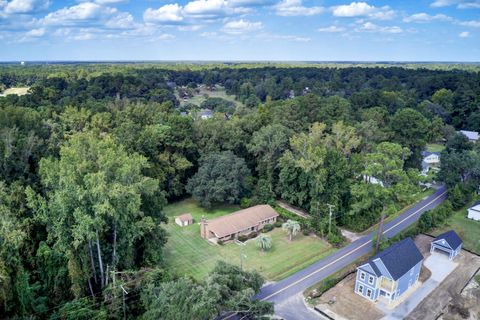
(0, 0, 479, 61)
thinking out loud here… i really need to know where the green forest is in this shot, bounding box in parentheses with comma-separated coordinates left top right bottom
(1, 63, 479, 319)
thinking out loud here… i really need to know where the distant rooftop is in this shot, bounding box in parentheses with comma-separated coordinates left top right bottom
(459, 130, 479, 141)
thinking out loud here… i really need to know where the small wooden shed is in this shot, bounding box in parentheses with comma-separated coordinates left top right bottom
(175, 213, 193, 227)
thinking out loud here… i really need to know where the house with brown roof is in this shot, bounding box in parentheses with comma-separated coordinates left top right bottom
(175, 213, 193, 227)
(200, 205, 279, 242)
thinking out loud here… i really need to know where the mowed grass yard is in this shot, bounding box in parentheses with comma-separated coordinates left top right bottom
(433, 200, 480, 254)
(0, 87, 30, 96)
(426, 143, 445, 153)
(163, 198, 334, 281)
(176, 85, 243, 108)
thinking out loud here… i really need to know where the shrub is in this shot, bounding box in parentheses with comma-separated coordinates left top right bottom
(217, 240, 224, 246)
(327, 233, 344, 246)
(249, 231, 258, 239)
(274, 221, 282, 228)
(262, 224, 274, 233)
(240, 197, 254, 209)
(238, 235, 248, 242)
(302, 229, 310, 236)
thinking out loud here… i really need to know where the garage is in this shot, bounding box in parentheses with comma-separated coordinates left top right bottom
(430, 230, 463, 260)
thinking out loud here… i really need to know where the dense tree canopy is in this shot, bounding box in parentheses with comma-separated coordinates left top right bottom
(0, 63, 478, 318)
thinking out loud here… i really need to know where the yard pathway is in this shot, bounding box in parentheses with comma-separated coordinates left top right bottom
(276, 201, 310, 218)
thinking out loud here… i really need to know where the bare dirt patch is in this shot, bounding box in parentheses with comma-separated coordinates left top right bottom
(315, 273, 385, 320)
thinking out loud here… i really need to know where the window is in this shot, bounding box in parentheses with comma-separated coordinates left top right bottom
(360, 272, 366, 280)
(368, 275, 374, 285)
(366, 289, 372, 298)
(357, 285, 364, 294)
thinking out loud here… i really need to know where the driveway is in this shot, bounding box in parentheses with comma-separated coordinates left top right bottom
(377, 252, 458, 320)
(255, 186, 447, 310)
(274, 293, 322, 320)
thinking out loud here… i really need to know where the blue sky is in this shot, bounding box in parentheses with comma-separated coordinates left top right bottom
(0, 0, 479, 61)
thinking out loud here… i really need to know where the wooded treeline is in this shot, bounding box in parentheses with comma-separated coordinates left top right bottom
(0, 64, 479, 319)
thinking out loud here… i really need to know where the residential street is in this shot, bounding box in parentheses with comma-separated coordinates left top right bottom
(255, 186, 448, 318)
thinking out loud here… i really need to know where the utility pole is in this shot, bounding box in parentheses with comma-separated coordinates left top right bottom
(120, 285, 128, 320)
(326, 204, 335, 236)
(235, 240, 246, 270)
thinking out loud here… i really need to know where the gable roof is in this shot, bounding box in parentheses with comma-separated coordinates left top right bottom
(460, 130, 479, 141)
(469, 200, 480, 212)
(434, 230, 462, 249)
(177, 213, 193, 222)
(421, 151, 440, 158)
(366, 238, 423, 281)
(206, 205, 279, 238)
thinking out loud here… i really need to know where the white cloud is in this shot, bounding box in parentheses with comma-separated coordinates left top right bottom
(257, 33, 310, 41)
(228, 0, 272, 6)
(332, 2, 394, 20)
(143, 4, 184, 23)
(458, 1, 480, 8)
(317, 25, 345, 32)
(403, 13, 453, 23)
(457, 20, 480, 27)
(3, 0, 49, 14)
(273, 0, 324, 16)
(430, 0, 457, 7)
(221, 18, 262, 34)
(459, 31, 469, 37)
(355, 22, 402, 33)
(104, 11, 134, 29)
(41, 2, 116, 26)
(332, 2, 375, 17)
(184, 0, 228, 18)
(430, 0, 480, 8)
(25, 27, 45, 36)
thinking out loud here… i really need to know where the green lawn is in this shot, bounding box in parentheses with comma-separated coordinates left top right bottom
(432, 200, 480, 255)
(163, 198, 334, 281)
(426, 143, 445, 153)
(177, 85, 243, 108)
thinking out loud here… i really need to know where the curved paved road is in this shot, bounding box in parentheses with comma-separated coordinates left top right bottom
(254, 186, 448, 310)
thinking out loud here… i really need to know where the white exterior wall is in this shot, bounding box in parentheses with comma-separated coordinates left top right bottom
(467, 208, 480, 221)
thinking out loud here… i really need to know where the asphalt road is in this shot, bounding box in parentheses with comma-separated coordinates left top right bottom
(254, 185, 448, 307)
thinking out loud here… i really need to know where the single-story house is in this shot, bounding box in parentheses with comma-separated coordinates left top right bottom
(355, 238, 423, 303)
(200, 205, 279, 242)
(467, 200, 480, 221)
(421, 151, 441, 174)
(430, 230, 462, 260)
(198, 109, 214, 120)
(459, 130, 479, 143)
(175, 213, 193, 227)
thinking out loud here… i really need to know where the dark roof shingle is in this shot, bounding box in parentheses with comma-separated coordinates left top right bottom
(369, 238, 424, 280)
(434, 230, 462, 249)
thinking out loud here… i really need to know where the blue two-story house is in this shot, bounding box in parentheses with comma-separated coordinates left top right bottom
(355, 237, 424, 303)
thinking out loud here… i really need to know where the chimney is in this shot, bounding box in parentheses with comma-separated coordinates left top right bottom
(200, 216, 208, 239)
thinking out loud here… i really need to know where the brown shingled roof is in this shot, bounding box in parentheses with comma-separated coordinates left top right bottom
(177, 213, 193, 222)
(206, 205, 278, 238)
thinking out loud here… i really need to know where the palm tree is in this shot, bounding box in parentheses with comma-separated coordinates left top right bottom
(282, 219, 301, 242)
(256, 234, 272, 252)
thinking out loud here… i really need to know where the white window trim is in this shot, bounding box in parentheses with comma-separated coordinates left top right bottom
(358, 284, 364, 294)
(360, 272, 366, 280)
(368, 275, 374, 285)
